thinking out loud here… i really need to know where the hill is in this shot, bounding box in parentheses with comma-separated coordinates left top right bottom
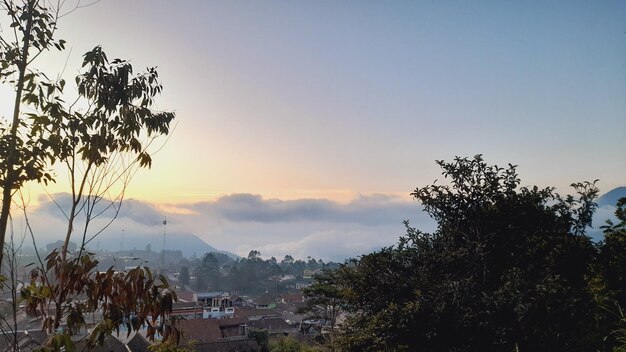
(597, 186, 626, 208)
(92, 231, 238, 259)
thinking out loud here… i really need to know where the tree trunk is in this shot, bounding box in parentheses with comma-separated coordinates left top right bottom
(0, 0, 35, 266)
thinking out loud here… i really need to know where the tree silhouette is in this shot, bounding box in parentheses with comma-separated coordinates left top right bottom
(335, 156, 601, 351)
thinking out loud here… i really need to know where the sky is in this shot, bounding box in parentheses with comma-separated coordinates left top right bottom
(2, 0, 626, 260)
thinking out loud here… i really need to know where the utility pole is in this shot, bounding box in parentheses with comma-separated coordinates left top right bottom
(161, 217, 167, 267)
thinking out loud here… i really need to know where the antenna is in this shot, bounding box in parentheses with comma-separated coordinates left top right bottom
(162, 217, 167, 267)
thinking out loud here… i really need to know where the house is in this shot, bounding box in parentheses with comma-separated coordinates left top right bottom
(280, 293, 304, 305)
(197, 292, 233, 308)
(172, 301, 204, 319)
(230, 295, 247, 307)
(176, 317, 248, 344)
(247, 316, 298, 335)
(176, 290, 196, 303)
(0, 330, 47, 352)
(254, 292, 276, 309)
(75, 335, 128, 352)
(295, 282, 311, 290)
(196, 292, 237, 318)
(303, 270, 315, 279)
(126, 333, 151, 352)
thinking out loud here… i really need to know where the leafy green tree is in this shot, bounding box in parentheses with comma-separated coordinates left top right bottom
(281, 254, 294, 265)
(1, 2, 175, 351)
(269, 336, 323, 352)
(336, 156, 601, 351)
(302, 270, 343, 352)
(179, 265, 190, 287)
(248, 329, 269, 352)
(1, 1, 174, 264)
(248, 249, 261, 260)
(194, 253, 220, 291)
(307, 257, 319, 270)
(0, 0, 66, 264)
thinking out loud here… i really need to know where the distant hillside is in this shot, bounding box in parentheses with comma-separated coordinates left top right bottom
(91, 232, 238, 259)
(597, 186, 626, 207)
(587, 186, 625, 241)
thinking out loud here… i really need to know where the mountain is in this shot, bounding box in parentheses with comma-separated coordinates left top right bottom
(89, 231, 238, 259)
(587, 186, 625, 241)
(597, 186, 626, 208)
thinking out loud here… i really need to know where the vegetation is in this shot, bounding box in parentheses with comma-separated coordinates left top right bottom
(300, 270, 342, 351)
(0, 1, 176, 350)
(269, 336, 324, 352)
(190, 250, 339, 295)
(308, 156, 626, 351)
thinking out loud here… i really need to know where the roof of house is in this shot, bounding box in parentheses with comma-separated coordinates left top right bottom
(126, 332, 151, 352)
(177, 317, 247, 344)
(280, 293, 304, 303)
(247, 317, 297, 333)
(254, 293, 275, 305)
(234, 307, 281, 320)
(173, 301, 199, 310)
(0, 330, 47, 352)
(177, 319, 222, 344)
(75, 335, 128, 352)
(176, 290, 196, 302)
(197, 292, 229, 299)
(191, 339, 260, 352)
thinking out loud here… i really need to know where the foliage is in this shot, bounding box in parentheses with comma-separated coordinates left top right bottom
(334, 156, 603, 351)
(301, 271, 342, 351)
(194, 253, 220, 291)
(179, 265, 190, 287)
(1, 2, 175, 351)
(611, 307, 626, 352)
(269, 336, 324, 352)
(0, 0, 67, 264)
(248, 329, 269, 352)
(149, 339, 195, 352)
(21, 251, 180, 351)
(599, 198, 626, 311)
(595, 197, 626, 349)
(0, 0, 175, 265)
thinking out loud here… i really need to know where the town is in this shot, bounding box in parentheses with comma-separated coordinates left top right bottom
(0, 245, 342, 351)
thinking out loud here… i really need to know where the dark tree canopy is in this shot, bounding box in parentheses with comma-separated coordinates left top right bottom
(333, 156, 608, 351)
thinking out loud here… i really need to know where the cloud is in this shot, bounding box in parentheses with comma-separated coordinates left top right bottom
(186, 193, 420, 225)
(237, 228, 402, 262)
(35, 193, 165, 226)
(23, 192, 433, 261)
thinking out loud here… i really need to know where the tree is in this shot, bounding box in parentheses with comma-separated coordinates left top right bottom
(1, 2, 176, 350)
(22, 255, 180, 351)
(0, 0, 66, 265)
(301, 270, 343, 352)
(594, 197, 626, 349)
(194, 253, 220, 291)
(335, 156, 601, 351)
(0, 1, 175, 264)
(281, 254, 294, 265)
(248, 250, 261, 260)
(179, 265, 190, 288)
(599, 197, 626, 309)
(269, 336, 323, 352)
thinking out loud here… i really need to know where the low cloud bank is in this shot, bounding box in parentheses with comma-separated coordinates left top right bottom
(20, 192, 433, 261)
(20, 191, 620, 261)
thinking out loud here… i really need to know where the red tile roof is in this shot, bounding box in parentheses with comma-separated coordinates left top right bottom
(176, 318, 248, 344)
